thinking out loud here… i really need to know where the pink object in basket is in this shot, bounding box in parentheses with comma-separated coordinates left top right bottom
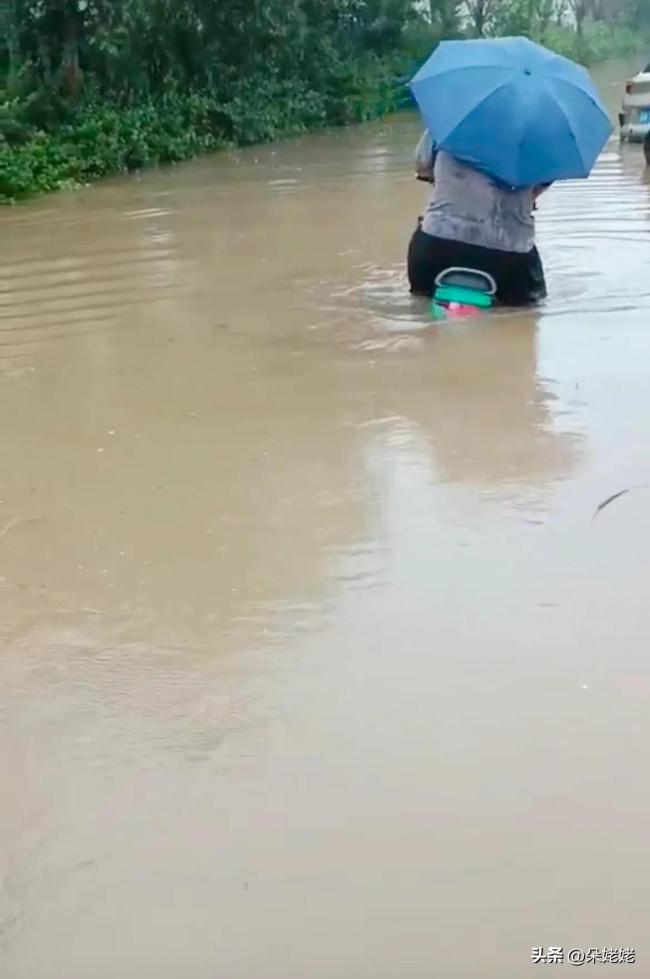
(446, 301, 482, 318)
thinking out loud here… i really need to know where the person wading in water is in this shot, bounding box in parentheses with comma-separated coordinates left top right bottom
(409, 130, 550, 306)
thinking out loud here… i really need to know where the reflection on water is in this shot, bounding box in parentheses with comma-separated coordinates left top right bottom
(342, 314, 576, 488)
(2, 60, 650, 979)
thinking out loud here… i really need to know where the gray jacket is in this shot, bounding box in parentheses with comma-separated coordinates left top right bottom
(415, 135, 536, 254)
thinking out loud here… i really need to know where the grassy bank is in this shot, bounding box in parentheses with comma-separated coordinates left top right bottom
(0, 21, 642, 204)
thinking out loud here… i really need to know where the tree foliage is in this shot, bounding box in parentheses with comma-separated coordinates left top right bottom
(2, 0, 646, 100)
(2, 0, 419, 99)
(0, 0, 645, 200)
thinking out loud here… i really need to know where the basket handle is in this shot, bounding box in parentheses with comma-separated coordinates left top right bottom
(435, 267, 497, 296)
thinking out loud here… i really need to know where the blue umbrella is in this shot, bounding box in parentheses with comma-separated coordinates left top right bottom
(410, 36, 612, 188)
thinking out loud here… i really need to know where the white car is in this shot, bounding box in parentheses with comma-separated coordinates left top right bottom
(619, 63, 650, 143)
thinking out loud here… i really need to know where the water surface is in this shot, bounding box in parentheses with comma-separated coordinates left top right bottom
(1, 59, 650, 978)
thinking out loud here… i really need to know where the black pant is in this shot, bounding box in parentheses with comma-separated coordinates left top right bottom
(407, 225, 546, 307)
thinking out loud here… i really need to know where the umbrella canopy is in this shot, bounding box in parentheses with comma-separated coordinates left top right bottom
(409, 36, 612, 188)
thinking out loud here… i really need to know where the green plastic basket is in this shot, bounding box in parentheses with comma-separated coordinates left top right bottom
(433, 284, 494, 309)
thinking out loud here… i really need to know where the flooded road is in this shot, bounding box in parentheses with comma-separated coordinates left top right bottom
(2, 60, 650, 977)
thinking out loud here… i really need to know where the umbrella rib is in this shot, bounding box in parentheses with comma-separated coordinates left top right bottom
(440, 77, 530, 186)
(543, 61, 595, 92)
(413, 67, 514, 144)
(547, 76, 599, 173)
(558, 104, 588, 174)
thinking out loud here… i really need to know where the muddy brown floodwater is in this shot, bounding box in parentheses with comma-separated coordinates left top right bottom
(2, 60, 650, 979)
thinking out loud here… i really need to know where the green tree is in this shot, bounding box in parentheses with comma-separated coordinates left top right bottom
(429, 0, 462, 36)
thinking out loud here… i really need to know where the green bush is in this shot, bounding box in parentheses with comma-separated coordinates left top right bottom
(0, 60, 413, 202)
(0, 96, 212, 201)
